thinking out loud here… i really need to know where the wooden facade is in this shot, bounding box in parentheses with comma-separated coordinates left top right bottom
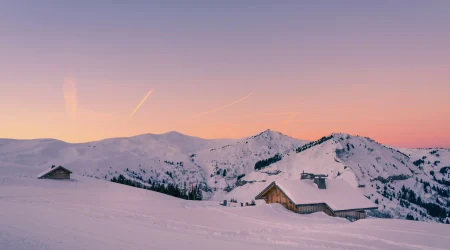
(297, 204, 334, 216)
(334, 210, 367, 220)
(255, 182, 373, 221)
(263, 185, 298, 212)
(38, 166, 72, 180)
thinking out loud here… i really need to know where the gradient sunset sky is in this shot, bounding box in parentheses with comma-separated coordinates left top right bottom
(1, 1, 449, 148)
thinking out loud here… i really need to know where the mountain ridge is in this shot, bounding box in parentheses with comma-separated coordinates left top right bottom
(0, 129, 449, 223)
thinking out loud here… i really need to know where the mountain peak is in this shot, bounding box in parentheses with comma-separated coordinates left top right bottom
(331, 132, 351, 138)
(242, 129, 309, 147)
(258, 129, 285, 137)
(261, 129, 278, 135)
(163, 131, 187, 137)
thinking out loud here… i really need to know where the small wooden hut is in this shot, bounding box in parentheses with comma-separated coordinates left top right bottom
(37, 166, 72, 180)
(255, 178, 377, 221)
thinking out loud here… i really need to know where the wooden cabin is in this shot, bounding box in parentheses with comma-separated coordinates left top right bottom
(255, 178, 377, 221)
(37, 166, 72, 180)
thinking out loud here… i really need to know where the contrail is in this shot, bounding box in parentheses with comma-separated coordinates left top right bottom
(128, 89, 155, 119)
(63, 77, 78, 120)
(243, 112, 293, 118)
(192, 92, 252, 118)
(281, 112, 297, 128)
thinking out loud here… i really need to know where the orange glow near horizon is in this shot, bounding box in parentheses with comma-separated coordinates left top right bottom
(1, 75, 448, 149)
(1, 2, 449, 148)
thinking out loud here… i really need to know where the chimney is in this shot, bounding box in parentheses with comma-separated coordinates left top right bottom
(300, 171, 315, 180)
(313, 175, 327, 189)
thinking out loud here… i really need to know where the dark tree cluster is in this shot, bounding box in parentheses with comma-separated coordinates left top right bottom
(111, 174, 203, 200)
(254, 153, 282, 170)
(165, 171, 174, 179)
(406, 214, 415, 220)
(398, 185, 448, 219)
(432, 184, 449, 197)
(439, 166, 450, 175)
(413, 159, 424, 167)
(164, 161, 184, 167)
(296, 135, 334, 154)
(422, 180, 450, 195)
(435, 178, 450, 186)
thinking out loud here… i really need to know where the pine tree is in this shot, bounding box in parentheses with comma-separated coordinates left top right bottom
(254, 154, 282, 170)
(406, 214, 414, 220)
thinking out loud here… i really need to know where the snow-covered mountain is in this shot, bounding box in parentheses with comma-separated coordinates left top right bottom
(0, 132, 235, 196)
(0, 130, 449, 223)
(400, 147, 450, 183)
(0, 130, 306, 198)
(193, 130, 308, 191)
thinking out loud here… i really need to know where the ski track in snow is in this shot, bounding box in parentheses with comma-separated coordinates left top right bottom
(207, 205, 449, 250)
(1, 179, 449, 250)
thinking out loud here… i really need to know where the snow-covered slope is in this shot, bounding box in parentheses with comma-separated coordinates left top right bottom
(1, 130, 449, 223)
(221, 133, 450, 223)
(0, 130, 306, 201)
(400, 148, 450, 182)
(193, 129, 308, 190)
(0, 133, 235, 196)
(1, 175, 449, 250)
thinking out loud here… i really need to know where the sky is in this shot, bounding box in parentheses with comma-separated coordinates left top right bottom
(1, 1, 449, 148)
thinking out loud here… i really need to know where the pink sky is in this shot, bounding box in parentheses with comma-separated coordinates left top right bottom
(0, 2, 449, 148)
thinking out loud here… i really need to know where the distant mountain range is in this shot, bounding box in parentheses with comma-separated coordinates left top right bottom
(0, 130, 449, 223)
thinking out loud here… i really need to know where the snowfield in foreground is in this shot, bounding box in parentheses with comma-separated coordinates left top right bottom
(1, 176, 449, 250)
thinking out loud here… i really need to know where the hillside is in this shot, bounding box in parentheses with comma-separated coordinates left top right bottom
(1, 175, 449, 250)
(399, 147, 450, 184)
(192, 130, 308, 191)
(0, 130, 449, 223)
(227, 134, 450, 223)
(0, 130, 305, 200)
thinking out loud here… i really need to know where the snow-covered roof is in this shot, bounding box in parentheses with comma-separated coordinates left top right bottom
(36, 166, 72, 179)
(256, 179, 377, 212)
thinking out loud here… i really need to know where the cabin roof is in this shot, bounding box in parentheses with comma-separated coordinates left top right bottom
(37, 166, 72, 178)
(255, 179, 377, 212)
